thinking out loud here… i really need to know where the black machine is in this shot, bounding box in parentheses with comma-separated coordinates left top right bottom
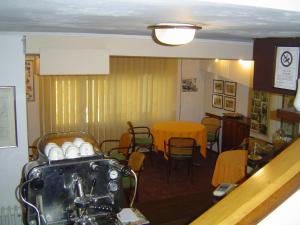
(18, 132, 137, 225)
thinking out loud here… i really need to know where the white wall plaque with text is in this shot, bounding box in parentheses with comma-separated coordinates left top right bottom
(274, 47, 300, 90)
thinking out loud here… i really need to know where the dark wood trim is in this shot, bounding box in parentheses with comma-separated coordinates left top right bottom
(205, 112, 222, 120)
(277, 107, 300, 123)
(253, 38, 300, 95)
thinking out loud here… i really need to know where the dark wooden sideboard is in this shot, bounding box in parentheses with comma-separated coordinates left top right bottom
(205, 113, 251, 151)
(222, 116, 251, 150)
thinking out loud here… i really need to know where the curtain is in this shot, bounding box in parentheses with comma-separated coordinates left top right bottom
(39, 56, 178, 141)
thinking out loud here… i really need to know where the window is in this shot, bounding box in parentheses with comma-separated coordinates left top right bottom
(39, 56, 178, 141)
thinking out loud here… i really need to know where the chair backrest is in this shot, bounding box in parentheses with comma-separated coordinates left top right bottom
(126, 121, 153, 151)
(211, 150, 248, 187)
(128, 151, 145, 173)
(118, 132, 132, 154)
(240, 137, 268, 150)
(201, 117, 221, 133)
(127, 121, 151, 135)
(166, 137, 196, 157)
(127, 121, 134, 130)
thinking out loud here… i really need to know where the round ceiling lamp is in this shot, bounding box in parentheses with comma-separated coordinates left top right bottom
(148, 23, 202, 46)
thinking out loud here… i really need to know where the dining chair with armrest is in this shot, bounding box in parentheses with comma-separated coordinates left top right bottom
(164, 137, 197, 183)
(211, 149, 248, 187)
(99, 132, 132, 161)
(201, 117, 221, 153)
(122, 151, 145, 203)
(127, 121, 154, 161)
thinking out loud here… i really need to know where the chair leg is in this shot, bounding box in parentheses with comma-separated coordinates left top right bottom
(167, 158, 172, 183)
(190, 159, 193, 183)
(135, 182, 139, 202)
(148, 146, 153, 165)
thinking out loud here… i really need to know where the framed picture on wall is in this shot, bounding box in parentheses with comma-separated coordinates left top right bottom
(212, 94, 223, 109)
(213, 80, 224, 94)
(250, 90, 270, 136)
(0, 86, 17, 148)
(224, 96, 236, 112)
(182, 78, 198, 92)
(25, 59, 34, 101)
(224, 81, 237, 97)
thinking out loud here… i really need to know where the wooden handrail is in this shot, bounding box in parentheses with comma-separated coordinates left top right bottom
(190, 138, 300, 225)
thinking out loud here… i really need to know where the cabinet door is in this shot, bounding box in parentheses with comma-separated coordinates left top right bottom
(222, 119, 250, 150)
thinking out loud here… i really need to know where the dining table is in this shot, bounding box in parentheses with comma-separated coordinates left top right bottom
(151, 121, 207, 158)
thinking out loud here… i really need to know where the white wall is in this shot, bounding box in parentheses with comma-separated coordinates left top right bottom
(177, 59, 254, 151)
(202, 60, 254, 117)
(178, 59, 253, 121)
(178, 59, 206, 121)
(0, 35, 28, 207)
(26, 34, 253, 60)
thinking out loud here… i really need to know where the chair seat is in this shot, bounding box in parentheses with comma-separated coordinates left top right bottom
(122, 176, 136, 189)
(207, 132, 216, 141)
(170, 148, 193, 155)
(110, 150, 127, 161)
(135, 137, 152, 145)
(170, 154, 193, 158)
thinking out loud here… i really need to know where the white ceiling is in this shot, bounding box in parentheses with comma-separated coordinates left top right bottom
(1, 0, 300, 42)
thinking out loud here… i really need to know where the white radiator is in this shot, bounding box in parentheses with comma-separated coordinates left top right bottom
(0, 206, 22, 225)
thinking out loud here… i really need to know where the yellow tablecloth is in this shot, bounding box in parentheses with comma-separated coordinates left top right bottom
(152, 121, 207, 158)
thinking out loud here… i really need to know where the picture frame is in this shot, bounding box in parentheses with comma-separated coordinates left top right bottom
(182, 78, 198, 92)
(212, 94, 223, 109)
(213, 80, 224, 94)
(25, 59, 34, 101)
(250, 90, 270, 135)
(224, 96, 236, 112)
(0, 86, 17, 148)
(224, 81, 237, 97)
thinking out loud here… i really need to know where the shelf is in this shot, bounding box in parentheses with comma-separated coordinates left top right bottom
(277, 108, 300, 123)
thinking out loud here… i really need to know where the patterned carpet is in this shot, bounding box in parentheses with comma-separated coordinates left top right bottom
(137, 151, 218, 203)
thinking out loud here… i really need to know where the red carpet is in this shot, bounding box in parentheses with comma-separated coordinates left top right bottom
(137, 151, 217, 203)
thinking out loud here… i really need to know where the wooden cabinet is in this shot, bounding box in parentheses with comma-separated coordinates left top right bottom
(222, 117, 250, 150)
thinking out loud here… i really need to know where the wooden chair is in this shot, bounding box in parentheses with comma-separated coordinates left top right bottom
(122, 151, 145, 203)
(100, 132, 132, 161)
(211, 150, 248, 187)
(127, 121, 153, 161)
(164, 137, 197, 183)
(201, 117, 221, 153)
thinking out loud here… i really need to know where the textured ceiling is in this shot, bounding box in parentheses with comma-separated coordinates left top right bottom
(0, 0, 300, 42)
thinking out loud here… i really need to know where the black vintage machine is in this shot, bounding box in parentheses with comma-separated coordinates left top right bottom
(18, 132, 137, 225)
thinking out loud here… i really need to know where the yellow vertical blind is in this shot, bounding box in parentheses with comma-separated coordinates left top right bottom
(39, 56, 178, 141)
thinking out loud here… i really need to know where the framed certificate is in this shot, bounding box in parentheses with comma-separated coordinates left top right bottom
(0, 86, 17, 148)
(274, 46, 300, 90)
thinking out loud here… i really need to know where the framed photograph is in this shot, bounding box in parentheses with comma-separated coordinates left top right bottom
(212, 94, 223, 109)
(213, 80, 223, 94)
(182, 78, 198, 92)
(224, 96, 236, 112)
(25, 59, 34, 101)
(0, 86, 17, 148)
(224, 81, 237, 97)
(250, 90, 270, 135)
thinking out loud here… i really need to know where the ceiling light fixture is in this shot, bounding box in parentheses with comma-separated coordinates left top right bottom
(148, 23, 202, 46)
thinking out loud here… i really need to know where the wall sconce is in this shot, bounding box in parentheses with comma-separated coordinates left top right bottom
(148, 23, 202, 46)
